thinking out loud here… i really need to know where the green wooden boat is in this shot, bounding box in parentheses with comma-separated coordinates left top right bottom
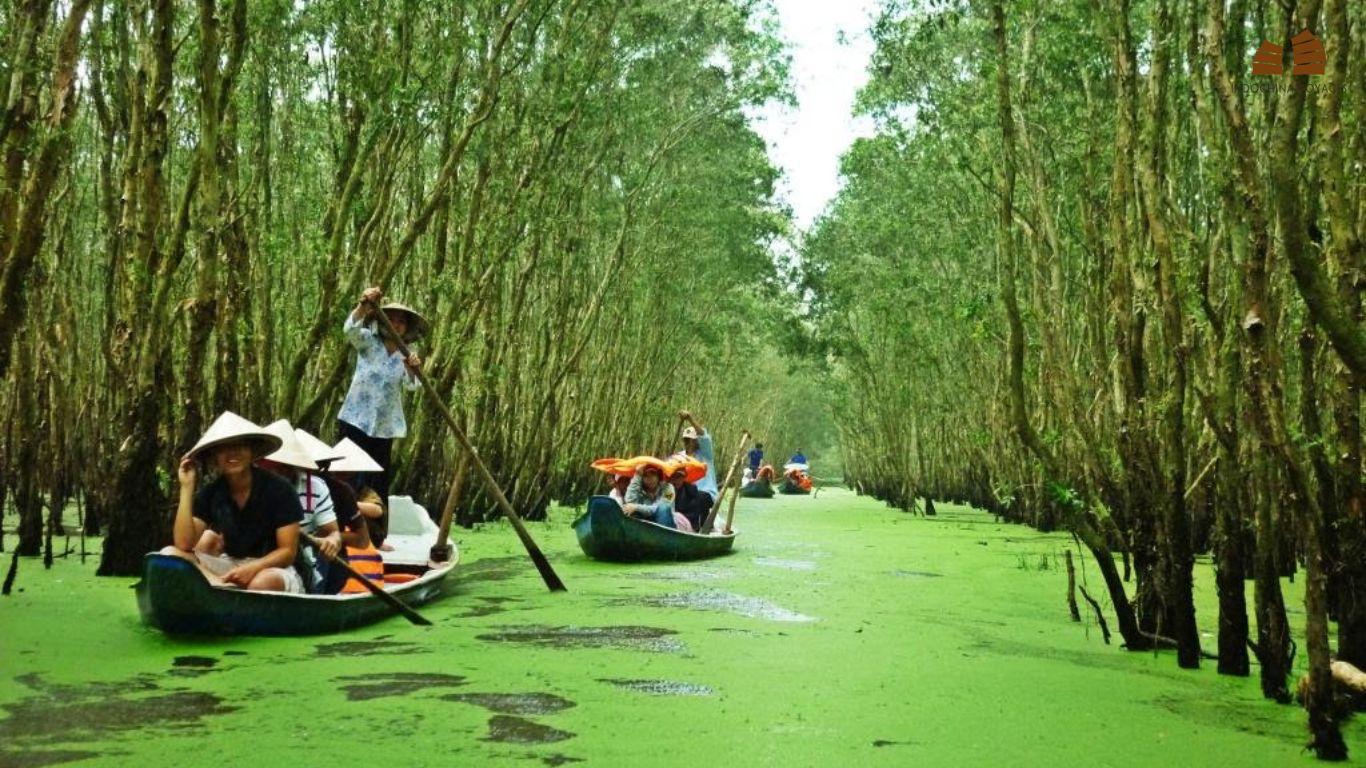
(135, 549, 456, 636)
(777, 479, 811, 495)
(739, 480, 774, 498)
(572, 496, 736, 562)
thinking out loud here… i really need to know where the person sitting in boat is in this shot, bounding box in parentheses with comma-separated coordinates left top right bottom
(741, 466, 755, 486)
(668, 461, 713, 533)
(326, 437, 389, 593)
(161, 411, 306, 593)
(258, 420, 339, 594)
(337, 285, 427, 525)
(757, 464, 775, 483)
(623, 458, 677, 528)
(748, 443, 764, 473)
(330, 438, 387, 534)
(789, 449, 807, 465)
(294, 428, 379, 594)
(675, 411, 717, 504)
(607, 472, 631, 508)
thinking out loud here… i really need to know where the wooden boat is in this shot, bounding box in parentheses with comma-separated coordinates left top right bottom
(136, 496, 456, 636)
(572, 495, 736, 562)
(778, 478, 811, 495)
(135, 553, 455, 636)
(739, 479, 774, 498)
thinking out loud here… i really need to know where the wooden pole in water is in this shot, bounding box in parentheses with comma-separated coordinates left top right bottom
(430, 456, 468, 563)
(1065, 550, 1081, 622)
(721, 469, 742, 534)
(702, 431, 749, 534)
(367, 299, 566, 592)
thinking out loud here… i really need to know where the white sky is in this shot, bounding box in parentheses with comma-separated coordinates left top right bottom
(750, 0, 881, 231)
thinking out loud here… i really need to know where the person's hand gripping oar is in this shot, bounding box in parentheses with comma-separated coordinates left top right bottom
(302, 532, 431, 626)
(365, 297, 567, 592)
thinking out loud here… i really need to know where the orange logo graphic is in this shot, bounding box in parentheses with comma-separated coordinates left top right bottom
(1252, 29, 1325, 76)
(1251, 40, 1283, 75)
(1291, 29, 1325, 75)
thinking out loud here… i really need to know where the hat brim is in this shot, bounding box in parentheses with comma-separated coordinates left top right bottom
(380, 304, 429, 343)
(189, 434, 281, 462)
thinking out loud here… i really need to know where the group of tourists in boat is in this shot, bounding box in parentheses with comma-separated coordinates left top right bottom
(158, 287, 429, 595)
(740, 443, 812, 493)
(595, 411, 726, 534)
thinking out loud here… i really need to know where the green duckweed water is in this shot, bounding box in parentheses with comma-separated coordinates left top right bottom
(1, 489, 1362, 767)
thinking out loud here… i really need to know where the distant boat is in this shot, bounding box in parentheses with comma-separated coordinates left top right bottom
(739, 479, 774, 498)
(572, 496, 736, 562)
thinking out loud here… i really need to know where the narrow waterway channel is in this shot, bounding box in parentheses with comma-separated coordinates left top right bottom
(1, 490, 1355, 766)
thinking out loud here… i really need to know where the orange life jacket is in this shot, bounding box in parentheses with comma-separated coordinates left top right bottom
(341, 545, 385, 594)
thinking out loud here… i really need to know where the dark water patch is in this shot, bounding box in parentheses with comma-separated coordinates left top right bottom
(538, 755, 584, 767)
(873, 739, 917, 747)
(968, 638, 1203, 682)
(462, 556, 525, 582)
(478, 625, 683, 653)
(172, 655, 218, 668)
(0, 686, 235, 746)
(315, 639, 421, 657)
(335, 672, 467, 701)
(599, 678, 713, 696)
(1150, 694, 1303, 742)
(443, 692, 575, 715)
(0, 748, 104, 767)
(619, 591, 815, 623)
(482, 715, 574, 744)
(891, 570, 943, 579)
(222, 650, 247, 656)
(707, 627, 757, 635)
(168, 656, 221, 676)
(14, 672, 160, 700)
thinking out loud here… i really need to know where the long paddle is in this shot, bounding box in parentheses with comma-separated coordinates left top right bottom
(303, 532, 431, 626)
(367, 299, 567, 592)
(701, 430, 750, 534)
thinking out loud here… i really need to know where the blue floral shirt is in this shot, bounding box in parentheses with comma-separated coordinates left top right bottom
(337, 313, 421, 439)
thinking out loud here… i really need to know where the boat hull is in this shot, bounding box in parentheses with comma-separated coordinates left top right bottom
(572, 496, 736, 562)
(739, 480, 774, 498)
(135, 551, 455, 636)
(777, 479, 811, 495)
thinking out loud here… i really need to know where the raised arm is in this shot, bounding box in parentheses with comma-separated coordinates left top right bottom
(678, 410, 704, 432)
(173, 456, 208, 551)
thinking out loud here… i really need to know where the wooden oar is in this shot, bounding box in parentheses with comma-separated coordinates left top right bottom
(367, 300, 567, 592)
(303, 532, 431, 626)
(701, 430, 750, 534)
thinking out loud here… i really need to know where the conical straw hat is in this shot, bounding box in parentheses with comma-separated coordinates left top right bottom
(294, 428, 344, 466)
(378, 301, 429, 343)
(329, 438, 383, 474)
(187, 411, 281, 461)
(260, 419, 319, 471)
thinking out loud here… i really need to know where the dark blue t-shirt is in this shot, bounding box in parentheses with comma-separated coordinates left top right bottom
(193, 467, 304, 558)
(790, 452, 807, 464)
(747, 448, 763, 471)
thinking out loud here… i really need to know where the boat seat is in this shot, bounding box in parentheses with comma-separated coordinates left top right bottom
(382, 495, 446, 566)
(386, 495, 438, 536)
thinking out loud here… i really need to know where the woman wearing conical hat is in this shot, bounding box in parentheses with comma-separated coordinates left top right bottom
(160, 412, 307, 593)
(257, 420, 340, 594)
(336, 285, 427, 508)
